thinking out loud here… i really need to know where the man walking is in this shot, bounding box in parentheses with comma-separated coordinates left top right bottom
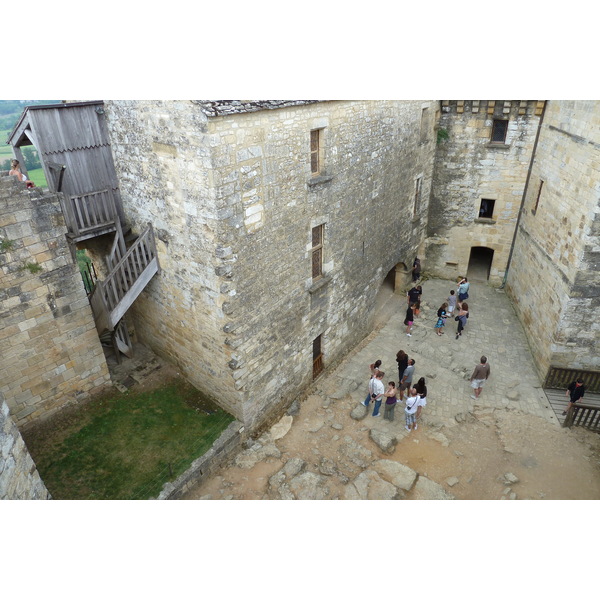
(563, 379, 585, 415)
(470, 356, 490, 399)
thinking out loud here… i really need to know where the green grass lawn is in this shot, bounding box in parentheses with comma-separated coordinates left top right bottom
(24, 379, 235, 500)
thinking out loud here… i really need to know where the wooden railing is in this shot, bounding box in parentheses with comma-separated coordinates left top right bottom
(107, 220, 127, 271)
(89, 223, 158, 332)
(544, 366, 600, 393)
(62, 189, 117, 237)
(563, 403, 600, 431)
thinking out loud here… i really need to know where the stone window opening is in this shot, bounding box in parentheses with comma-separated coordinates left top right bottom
(413, 176, 422, 217)
(313, 334, 324, 379)
(532, 179, 544, 214)
(490, 119, 509, 144)
(311, 224, 324, 280)
(310, 128, 323, 176)
(479, 198, 495, 219)
(420, 107, 429, 142)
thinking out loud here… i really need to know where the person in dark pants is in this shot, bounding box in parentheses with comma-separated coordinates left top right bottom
(563, 379, 585, 415)
(412, 257, 421, 282)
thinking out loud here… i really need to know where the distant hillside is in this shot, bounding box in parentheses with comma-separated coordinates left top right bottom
(0, 100, 62, 131)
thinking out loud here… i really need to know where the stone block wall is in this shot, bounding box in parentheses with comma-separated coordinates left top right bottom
(0, 392, 50, 499)
(103, 100, 241, 417)
(104, 100, 438, 429)
(426, 100, 543, 284)
(0, 176, 111, 426)
(506, 100, 600, 377)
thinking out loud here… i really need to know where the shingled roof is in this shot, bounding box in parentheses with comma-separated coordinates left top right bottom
(193, 100, 323, 117)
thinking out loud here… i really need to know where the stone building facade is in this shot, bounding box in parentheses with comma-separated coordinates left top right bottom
(0, 392, 50, 499)
(104, 100, 438, 428)
(426, 100, 545, 284)
(505, 100, 600, 377)
(0, 175, 111, 426)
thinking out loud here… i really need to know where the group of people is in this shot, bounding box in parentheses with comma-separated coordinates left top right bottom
(361, 355, 427, 433)
(8, 159, 35, 189)
(405, 274, 471, 340)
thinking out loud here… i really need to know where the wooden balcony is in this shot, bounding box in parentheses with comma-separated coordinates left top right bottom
(60, 188, 118, 243)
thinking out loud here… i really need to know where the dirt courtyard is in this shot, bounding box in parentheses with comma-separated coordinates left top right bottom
(182, 389, 600, 500)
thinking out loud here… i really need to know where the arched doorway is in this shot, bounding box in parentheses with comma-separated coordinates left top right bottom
(467, 247, 494, 281)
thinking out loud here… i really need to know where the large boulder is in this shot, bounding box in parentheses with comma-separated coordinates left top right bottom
(371, 459, 417, 492)
(288, 472, 330, 500)
(344, 469, 398, 500)
(411, 476, 455, 500)
(369, 429, 398, 454)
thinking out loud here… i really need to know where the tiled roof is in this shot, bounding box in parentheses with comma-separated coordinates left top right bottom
(194, 100, 322, 117)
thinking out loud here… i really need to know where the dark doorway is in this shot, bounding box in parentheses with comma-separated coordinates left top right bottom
(467, 247, 494, 281)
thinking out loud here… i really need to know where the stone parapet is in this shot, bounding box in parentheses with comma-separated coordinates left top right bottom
(0, 179, 111, 426)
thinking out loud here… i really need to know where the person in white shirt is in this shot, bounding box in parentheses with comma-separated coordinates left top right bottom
(403, 387, 426, 432)
(362, 371, 385, 417)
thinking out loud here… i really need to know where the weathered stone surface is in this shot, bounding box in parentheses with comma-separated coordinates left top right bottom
(319, 457, 337, 476)
(305, 417, 325, 433)
(411, 476, 455, 500)
(283, 457, 306, 478)
(286, 399, 301, 416)
(446, 476, 459, 487)
(427, 431, 450, 447)
(369, 429, 397, 454)
(503, 472, 519, 484)
(345, 469, 398, 500)
(371, 460, 417, 491)
(351, 402, 368, 420)
(339, 436, 373, 469)
(270, 415, 293, 440)
(288, 472, 329, 500)
(506, 390, 520, 401)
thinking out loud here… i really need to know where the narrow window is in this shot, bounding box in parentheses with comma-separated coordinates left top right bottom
(420, 108, 429, 142)
(310, 129, 322, 175)
(413, 177, 422, 217)
(311, 224, 323, 279)
(490, 119, 508, 144)
(533, 179, 544, 214)
(313, 334, 323, 379)
(479, 198, 495, 219)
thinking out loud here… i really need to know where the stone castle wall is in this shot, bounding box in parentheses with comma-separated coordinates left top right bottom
(103, 101, 242, 418)
(208, 100, 437, 427)
(506, 100, 600, 377)
(104, 100, 438, 428)
(426, 100, 543, 284)
(0, 392, 50, 499)
(0, 176, 111, 426)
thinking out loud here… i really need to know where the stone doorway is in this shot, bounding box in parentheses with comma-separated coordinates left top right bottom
(467, 247, 494, 281)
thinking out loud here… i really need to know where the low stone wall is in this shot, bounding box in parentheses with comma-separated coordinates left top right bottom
(156, 420, 245, 499)
(0, 393, 50, 500)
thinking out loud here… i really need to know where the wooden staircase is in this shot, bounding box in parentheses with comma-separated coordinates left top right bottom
(89, 222, 159, 361)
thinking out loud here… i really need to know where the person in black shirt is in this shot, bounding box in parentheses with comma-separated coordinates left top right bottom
(407, 285, 422, 306)
(563, 379, 585, 415)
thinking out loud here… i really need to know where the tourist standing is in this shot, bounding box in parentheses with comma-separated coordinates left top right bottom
(383, 381, 398, 422)
(363, 371, 385, 417)
(400, 359, 415, 396)
(407, 284, 422, 306)
(447, 290, 457, 316)
(563, 379, 586, 415)
(405, 304, 416, 336)
(455, 302, 469, 339)
(435, 302, 448, 335)
(458, 277, 470, 302)
(470, 356, 491, 399)
(404, 387, 426, 432)
(363, 360, 382, 404)
(395, 350, 409, 400)
(412, 257, 421, 282)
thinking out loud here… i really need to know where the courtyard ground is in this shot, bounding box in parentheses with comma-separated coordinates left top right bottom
(181, 277, 600, 500)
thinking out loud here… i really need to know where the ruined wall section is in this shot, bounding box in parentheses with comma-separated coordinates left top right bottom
(0, 177, 110, 426)
(427, 100, 542, 284)
(506, 100, 600, 376)
(0, 392, 50, 499)
(209, 100, 438, 427)
(103, 101, 243, 419)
